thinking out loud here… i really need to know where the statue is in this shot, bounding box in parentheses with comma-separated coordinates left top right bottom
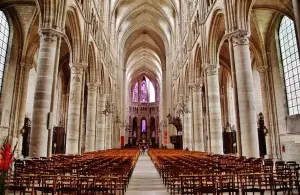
(225, 122, 231, 132)
(258, 112, 267, 158)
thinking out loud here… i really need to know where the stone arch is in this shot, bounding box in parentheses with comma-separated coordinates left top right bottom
(66, 8, 82, 63)
(233, 0, 256, 31)
(22, 9, 39, 65)
(183, 64, 190, 94)
(87, 43, 97, 83)
(194, 44, 204, 85)
(207, 9, 226, 65)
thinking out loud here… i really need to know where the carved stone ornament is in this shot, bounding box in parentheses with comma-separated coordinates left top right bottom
(72, 75, 81, 83)
(38, 28, 63, 42)
(192, 84, 202, 92)
(231, 30, 250, 46)
(20, 62, 34, 71)
(70, 63, 87, 75)
(87, 83, 99, 91)
(69, 91, 79, 103)
(204, 64, 219, 76)
(256, 66, 268, 73)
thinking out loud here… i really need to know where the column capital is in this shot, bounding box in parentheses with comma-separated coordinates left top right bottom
(38, 28, 64, 42)
(256, 65, 268, 73)
(204, 64, 219, 76)
(191, 84, 202, 92)
(87, 83, 100, 91)
(69, 63, 88, 75)
(230, 30, 250, 46)
(20, 62, 34, 71)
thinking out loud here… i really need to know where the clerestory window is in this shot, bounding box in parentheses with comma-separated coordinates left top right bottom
(279, 16, 300, 115)
(0, 11, 9, 93)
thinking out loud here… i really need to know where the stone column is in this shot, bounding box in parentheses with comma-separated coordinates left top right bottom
(85, 83, 98, 152)
(184, 95, 193, 150)
(205, 64, 223, 154)
(292, 0, 300, 52)
(80, 96, 86, 153)
(105, 114, 112, 149)
(193, 85, 204, 151)
(232, 31, 259, 157)
(30, 29, 60, 157)
(17, 63, 33, 157)
(258, 69, 273, 158)
(96, 94, 106, 150)
(66, 63, 86, 154)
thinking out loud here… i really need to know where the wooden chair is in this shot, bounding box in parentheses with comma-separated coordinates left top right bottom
(34, 175, 57, 195)
(273, 168, 293, 195)
(238, 173, 266, 195)
(7, 174, 36, 195)
(193, 175, 216, 195)
(217, 174, 239, 195)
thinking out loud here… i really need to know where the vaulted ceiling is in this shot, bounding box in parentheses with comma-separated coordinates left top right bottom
(113, 0, 178, 87)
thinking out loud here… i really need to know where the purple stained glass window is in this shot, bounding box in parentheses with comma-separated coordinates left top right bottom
(142, 119, 146, 132)
(140, 79, 148, 103)
(132, 82, 138, 102)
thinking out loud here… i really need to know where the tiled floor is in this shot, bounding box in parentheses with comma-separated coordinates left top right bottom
(126, 152, 169, 195)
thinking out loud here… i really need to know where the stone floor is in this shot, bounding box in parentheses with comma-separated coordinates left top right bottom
(126, 152, 169, 195)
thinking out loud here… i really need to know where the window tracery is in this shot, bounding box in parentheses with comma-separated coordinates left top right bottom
(132, 82, 138, 102)
(140, 78, 148, 103)
(279, 16, 300, 115)
(0, 11, 9, 93)
(142, 119, 146, 132)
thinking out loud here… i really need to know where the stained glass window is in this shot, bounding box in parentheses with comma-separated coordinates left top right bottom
(140, 78, 148, 103)
(142, 119, 146, 132)
(132, 82, 138, 102)
(0, 11, 9, 93)
(146, 77, 155, 103)
(279, 16, 300, 115)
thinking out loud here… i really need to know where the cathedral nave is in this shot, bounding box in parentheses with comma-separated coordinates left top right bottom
(0, 0, 300, 194)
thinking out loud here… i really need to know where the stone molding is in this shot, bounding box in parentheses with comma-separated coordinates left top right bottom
(204, 64, 219, 76)
(256, 66, 268, 73)
(20, 62, 34, 71)
(69, 63, 88, 75)
(38, 28, 64, 42)
(231, 30, 250, 46)
(87, 83, 100, 91)
(192, 84, 202, 92)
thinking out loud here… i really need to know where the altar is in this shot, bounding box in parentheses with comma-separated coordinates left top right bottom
(138, 132, 148, 147)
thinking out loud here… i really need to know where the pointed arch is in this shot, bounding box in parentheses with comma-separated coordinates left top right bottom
(66, 8, 82, 63)
(207, 9, 225, 65)
(87, 43, 97, 83)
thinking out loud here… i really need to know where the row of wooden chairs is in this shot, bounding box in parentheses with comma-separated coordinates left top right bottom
(7, 149, 140, 195)
(149, 149, 300, 195)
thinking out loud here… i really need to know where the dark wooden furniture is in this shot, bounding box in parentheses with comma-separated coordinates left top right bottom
(170, 135, 182, 149)
(52, 126, 66, 154)
(22, 118, 31, 157)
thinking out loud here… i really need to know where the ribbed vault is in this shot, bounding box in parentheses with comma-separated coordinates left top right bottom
(114, 0, 176, 90)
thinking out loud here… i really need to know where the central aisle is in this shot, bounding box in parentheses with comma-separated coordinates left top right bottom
(126, 152, 169, 195)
